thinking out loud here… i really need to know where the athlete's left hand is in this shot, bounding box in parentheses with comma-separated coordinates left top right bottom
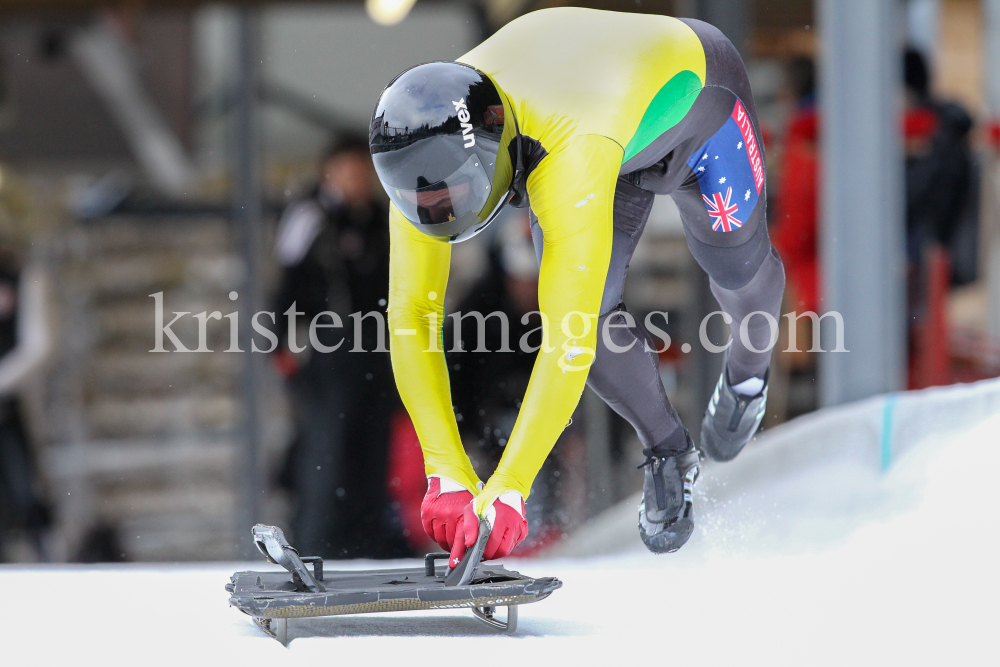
(449, 490, 528, 568)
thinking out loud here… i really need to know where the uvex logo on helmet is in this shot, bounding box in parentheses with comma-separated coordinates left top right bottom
(453, 98, 476, 148)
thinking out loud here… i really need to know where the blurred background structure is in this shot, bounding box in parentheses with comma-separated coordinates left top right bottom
(0, 0, 996, 563)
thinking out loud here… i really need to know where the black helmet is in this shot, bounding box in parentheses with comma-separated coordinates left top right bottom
(370, 61, 517, 243)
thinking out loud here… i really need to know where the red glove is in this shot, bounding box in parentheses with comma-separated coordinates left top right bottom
(450, 491, 528, 568)
(421, 476, 479, 552)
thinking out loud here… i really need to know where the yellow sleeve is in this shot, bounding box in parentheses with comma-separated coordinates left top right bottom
(475, 134, 622, 513)
(388, 204, 481, 492)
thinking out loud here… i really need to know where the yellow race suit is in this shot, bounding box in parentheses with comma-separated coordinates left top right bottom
(387, 8, 776, 515)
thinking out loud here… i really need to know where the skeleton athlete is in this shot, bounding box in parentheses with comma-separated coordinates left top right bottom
(369, 7, 785, 564)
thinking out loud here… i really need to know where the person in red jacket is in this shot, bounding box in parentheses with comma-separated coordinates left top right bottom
(771, 57, 819, 314)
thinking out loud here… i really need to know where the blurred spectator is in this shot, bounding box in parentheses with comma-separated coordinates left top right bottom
(902, 47, 978, 287)
(271, 135, 408, 559)
(771, 50, 978, 396)
(771, 50, 978, 308)
(902, 48, 978, 388)
(0, 168, 53, 562)
(448, 218, 540, 461)
(445, 215, 575, 552)
(767, 57, 821, 422)
(771, 56, 819, 314)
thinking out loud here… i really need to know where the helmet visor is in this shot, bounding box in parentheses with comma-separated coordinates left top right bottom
(383, 153, 492, 228)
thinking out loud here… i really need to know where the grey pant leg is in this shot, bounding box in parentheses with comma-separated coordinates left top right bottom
(709, 246, 785, 383)
(529, 178, 688, 451)
(590, 306, 687, 451)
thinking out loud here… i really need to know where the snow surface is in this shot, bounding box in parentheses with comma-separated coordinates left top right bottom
(2, 399, 998, 665)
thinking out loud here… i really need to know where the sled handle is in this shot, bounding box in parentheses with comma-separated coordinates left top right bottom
(424, 552, 450, 577)
(444, 518, 491, 587)
(301, 556, 324, 581)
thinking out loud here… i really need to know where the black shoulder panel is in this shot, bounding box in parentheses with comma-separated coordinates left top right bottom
(508, 134, 548, 209)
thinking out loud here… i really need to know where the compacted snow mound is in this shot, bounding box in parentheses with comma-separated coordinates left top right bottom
(552, 376, 1000, 559)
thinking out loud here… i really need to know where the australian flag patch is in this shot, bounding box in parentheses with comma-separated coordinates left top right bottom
(686, 100, 764, 232)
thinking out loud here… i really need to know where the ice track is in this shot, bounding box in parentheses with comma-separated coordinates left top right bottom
(3, 379, 998, 665)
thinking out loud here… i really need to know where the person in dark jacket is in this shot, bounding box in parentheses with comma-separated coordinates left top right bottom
(903, 47, 978, 286)
(271, 135, 408, 559)
(444, 214, 572, 553)
(0, 254, 53, 561)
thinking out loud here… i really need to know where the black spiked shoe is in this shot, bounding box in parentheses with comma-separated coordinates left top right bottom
(637, 430, 700, 554)
(700, 360, 768, 463)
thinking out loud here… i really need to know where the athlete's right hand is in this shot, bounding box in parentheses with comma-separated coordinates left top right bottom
(420, 475, 481, 552)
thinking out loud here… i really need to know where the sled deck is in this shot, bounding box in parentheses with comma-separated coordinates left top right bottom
(226, 524, 561, 640)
